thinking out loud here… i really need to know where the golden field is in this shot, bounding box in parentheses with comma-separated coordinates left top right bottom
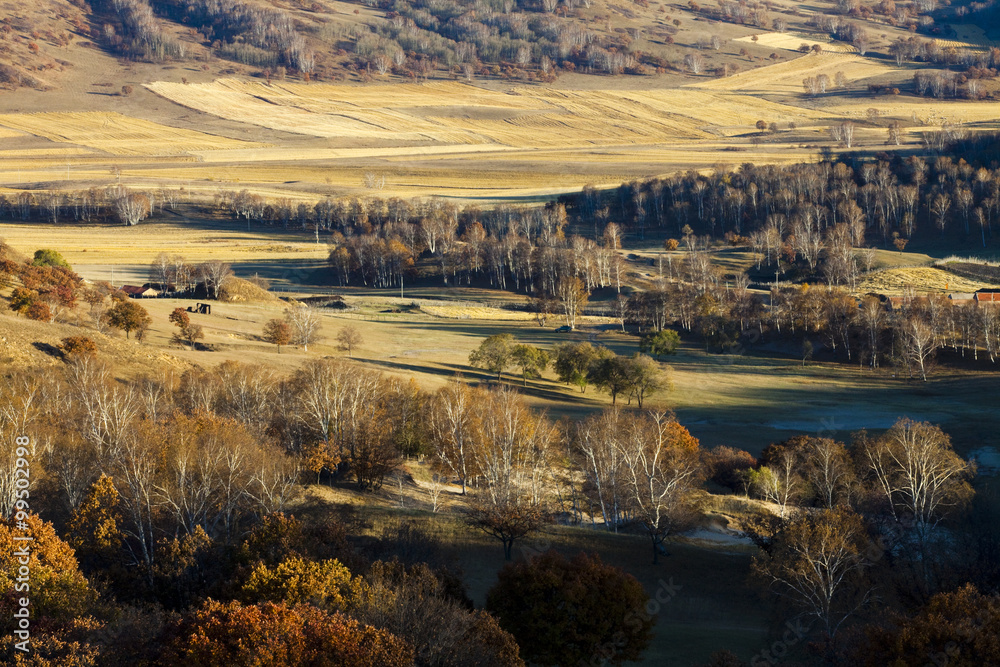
(733, 32, 857, 53)
(0, 112, 266, 156)
(0, 50, 994, 202)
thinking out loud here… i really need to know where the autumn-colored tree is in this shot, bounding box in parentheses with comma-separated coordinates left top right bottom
(353, 560, 525, 667)
(9, 287, 39, 315)
(850, 584, 1000, 666)
(0, 515, 97, 633)
(160, 599, 413, 667)
(66, 474, 123, 570)
(428, 381, 481, 495)
(260, 318, 291, 353)
(468, 333, 517, 381)
(706, 445, 757, 493)
(486, 550, 654, 666)
(169, 307, 203, 349)
(240, 556, 364, 611)
(467, 388, 554, 560)
(348, 402, 399, 491)
(753, 507, 872, 636)
(555, 275, 589, 329)
(284, 306, 322, 351)
(25, 300, 52, 322)
(60, 336, 98, 361)
(102, 299, 152, 339)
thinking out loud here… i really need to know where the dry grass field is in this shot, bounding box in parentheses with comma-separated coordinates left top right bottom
(733, 32, 857, 53)
(932, 24, 1000, 51)
(0, 45, 993, 202)
(0, 112, 267, 156)
(857, 266, 996, 295)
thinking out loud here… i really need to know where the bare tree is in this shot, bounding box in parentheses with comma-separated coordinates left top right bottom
(198, 261, 233, 300)
(617, 411, 703, 563)
(113, 188, 151, 226)
(804, 438, 855, 508)
(753, 508, 872, 637)
(285, 306, 322, 352)
(428, 382, 479, 495)
(900, 315, 938, 381)
(466, 387, 554, 560)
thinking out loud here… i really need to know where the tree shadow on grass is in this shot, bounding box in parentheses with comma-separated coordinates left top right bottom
(31, 342, 63, 360)
(358, 357, 607, 406)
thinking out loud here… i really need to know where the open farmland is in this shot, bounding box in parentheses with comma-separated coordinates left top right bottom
(0, 49, 993, 201)
(0, 112, 266, 156)
(691, 52, 897, 94)
(145, 79, 836, 145)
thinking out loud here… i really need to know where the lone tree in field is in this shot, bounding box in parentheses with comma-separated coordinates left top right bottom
(486, 551, 655, 666)
(262, 318, 292, 352)
(639, 329, 681, 359)
(102, 297, 151, 339)
(285, 306, 322, 351)
(169, 307, 204, 350)
(469, 333, 517, 381)
(336, 325, 363, 357)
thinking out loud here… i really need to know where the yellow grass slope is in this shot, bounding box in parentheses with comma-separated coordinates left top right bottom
(146, 78, 837, 148)
(734, 32, 857, 53)
(0, 112, 267, 156)
(858, 267, 994, 295)
(690, 52, 897, 94)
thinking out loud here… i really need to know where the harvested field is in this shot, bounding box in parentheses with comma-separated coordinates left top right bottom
(0, 112, 266, 156)
(0, 148, 96, 158)
(0, 221, 329, 270)
(734, 32, 857, 53)
(691, 52, 897, 94)
(146, 79, 834, 147)
(932, 24, 1000, 50)
(857, 266, 994, 295)
(939, 261, 1000, 285)
(823, 98, 1000, 126)
(419, 304, 539, 320)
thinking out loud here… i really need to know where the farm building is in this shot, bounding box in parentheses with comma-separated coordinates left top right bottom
(975, 290, 1000, 304)
(118, 284, 159, 298)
